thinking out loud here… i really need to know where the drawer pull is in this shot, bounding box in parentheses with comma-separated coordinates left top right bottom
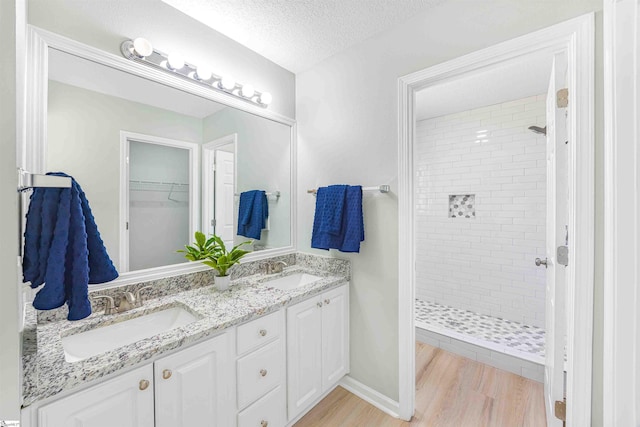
(162, 369, 172, 380)
(317, 302, 323, 308)
(324, 299, 331, 304)
(139, 379, 149, 391)
(260, 369, 268, 377)
(259, 329, 267, 337)
(261, 421, 268, 427)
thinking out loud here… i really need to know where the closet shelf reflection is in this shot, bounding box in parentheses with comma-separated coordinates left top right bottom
(129, 180, 189, 193)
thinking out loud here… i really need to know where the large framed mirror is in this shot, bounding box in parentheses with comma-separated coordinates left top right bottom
(26, 26, 296, 288)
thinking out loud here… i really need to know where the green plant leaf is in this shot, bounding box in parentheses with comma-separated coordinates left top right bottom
(195, 231, 206, 248)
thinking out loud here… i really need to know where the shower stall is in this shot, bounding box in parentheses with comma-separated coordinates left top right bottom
(414, 94, 549, 381)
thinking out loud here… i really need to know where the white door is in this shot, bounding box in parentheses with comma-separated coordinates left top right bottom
(321, 285, 349, 390)
(214, 150, 235, 248)
(287, 296, 323, 420)
(544, 52, 569, 427)
(154, 333, 234, 427)
(38, 365, 154, 427)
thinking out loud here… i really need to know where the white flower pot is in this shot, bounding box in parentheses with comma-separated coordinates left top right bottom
(215, 275, 231, 291)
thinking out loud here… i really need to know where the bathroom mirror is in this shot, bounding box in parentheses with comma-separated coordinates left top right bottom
(27, 27, 295, 285)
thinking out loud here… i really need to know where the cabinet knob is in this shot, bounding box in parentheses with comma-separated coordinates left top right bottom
(162, 369, 172, 380)
(261, 421, 268, 427)
(139, 379, 150, 391)
(317, 302, 323, 308)
(324, 299, 331, 305)
(259, 329, 267, 337)
(260, 369, 268, 377)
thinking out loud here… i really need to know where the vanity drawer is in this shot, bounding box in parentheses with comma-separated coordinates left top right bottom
(237, 339, 283, 409)
(237, 310, 282, 355)
(237, 385, 286, 427)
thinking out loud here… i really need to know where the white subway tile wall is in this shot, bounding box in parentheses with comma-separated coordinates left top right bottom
(415, 94, 547, 327)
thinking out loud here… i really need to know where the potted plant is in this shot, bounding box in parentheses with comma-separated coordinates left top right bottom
(179, 231, 251, 291)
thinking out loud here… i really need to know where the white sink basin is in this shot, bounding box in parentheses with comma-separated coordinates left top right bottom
(62, 306, 199, 362)
(264, 273, 322, 291)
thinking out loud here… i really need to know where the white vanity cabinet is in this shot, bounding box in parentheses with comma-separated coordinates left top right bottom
(235, 310, 287, 427)
(154, 332, 234, 427)
(37, 364, 155, 427)
(36, 332, 233, 427)
(286, 284, 349, 421)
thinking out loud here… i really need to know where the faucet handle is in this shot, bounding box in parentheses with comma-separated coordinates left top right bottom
(134, 286, 153, 306)
(92, 295, 117, 315)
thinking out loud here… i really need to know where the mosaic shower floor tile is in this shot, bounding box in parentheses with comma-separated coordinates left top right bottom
(415, 298, 546, 362)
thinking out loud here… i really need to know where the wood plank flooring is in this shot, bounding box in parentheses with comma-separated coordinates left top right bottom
(295, 342, 546, 427)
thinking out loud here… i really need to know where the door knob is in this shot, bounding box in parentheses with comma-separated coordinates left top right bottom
(535, 257, 548, 268)
(162, 369, 172, 379)
(139, 379, 150, 391)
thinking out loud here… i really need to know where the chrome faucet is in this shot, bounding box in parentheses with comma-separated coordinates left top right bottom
(92, 286, 152, 315)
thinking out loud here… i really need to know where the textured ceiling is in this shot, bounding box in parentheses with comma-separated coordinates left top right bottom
(161, 0, 444, 73)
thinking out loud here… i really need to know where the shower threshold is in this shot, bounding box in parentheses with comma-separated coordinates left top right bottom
(415, 298, 545, 381)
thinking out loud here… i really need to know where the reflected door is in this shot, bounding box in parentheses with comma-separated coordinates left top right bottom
(215, 150, 235, 248)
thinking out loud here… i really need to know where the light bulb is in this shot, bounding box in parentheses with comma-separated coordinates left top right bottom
(132, 38, 153, 58)
(220, 76, 236, 91)
(241, 84, 255, 98)
(259, 92, 273, 105)
(167, 53, 185, 70)
(195, 65, 212, 81)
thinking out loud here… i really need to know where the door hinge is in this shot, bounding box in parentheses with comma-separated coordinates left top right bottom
(557, 246, 569, 266)
(557, 88, 569, 108)
(126, 221, 129, 230)
(554, 399, 566, 421)
(211, 219, 216, 227)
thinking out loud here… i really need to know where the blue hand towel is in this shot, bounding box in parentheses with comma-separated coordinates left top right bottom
(237, 190, 268, 240)
(311, 185, 364, 253)
(22, 173, 118, 320)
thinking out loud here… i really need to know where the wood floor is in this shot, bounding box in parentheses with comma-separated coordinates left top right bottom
(295, 342, 546, 427)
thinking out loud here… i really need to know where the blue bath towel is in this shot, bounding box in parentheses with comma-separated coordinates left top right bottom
(22, 173, 118, 320)
(237, 190, 268, 240)
(311, 185, 364, 253)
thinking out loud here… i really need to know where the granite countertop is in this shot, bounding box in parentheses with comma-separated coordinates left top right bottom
(22, 265, 348, 407)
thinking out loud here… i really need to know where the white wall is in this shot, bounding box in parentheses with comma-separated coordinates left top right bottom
(47, 81, 202, 270)
(0, 0, 24, 420)
(296, 0, 603, 408)
(27, 0, 295, 118)
(415, 95, 547, 328)
(203, 108, 292, 249)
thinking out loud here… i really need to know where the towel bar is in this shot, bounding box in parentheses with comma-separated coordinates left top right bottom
(17, 169, 71, 192)
(17, 169, 73, 255)
(307, 185, 390, 195)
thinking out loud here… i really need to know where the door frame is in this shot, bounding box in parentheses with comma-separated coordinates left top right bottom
(119, 131, 200, 273)
(201, 133, 238, 238)
(398, 14, 595, 424)
(603, 0, 640, 424)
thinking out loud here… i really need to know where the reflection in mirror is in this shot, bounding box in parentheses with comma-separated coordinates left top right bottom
(45, 48, 292, 279)
(125, 134, 197, 271)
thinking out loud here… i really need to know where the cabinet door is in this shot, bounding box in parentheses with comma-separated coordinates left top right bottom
(38, 365, 154, 427)
(321, 285, 349, 390)
(155, 332, 234, 427)
(286, 296, 323, 420)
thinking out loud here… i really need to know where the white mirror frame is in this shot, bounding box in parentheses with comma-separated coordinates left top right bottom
(25, 25, 297, 289)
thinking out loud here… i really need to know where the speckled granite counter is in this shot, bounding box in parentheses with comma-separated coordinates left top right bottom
(22, 256, 349, 407)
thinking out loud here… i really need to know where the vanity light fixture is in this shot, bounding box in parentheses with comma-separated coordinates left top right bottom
(120, 37, 273, 107)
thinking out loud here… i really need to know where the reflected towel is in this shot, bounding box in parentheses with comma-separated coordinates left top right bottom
(311, 185, 364, 253)
(22, 173, 118, 320)
(237, 190, 268, 240)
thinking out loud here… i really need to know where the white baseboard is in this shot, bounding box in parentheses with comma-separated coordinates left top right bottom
(338, 375, 400, 419)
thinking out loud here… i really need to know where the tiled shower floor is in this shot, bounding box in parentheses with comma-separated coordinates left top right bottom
(415, 298, 545, 363)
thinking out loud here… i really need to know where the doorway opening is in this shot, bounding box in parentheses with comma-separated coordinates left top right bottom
(398, 14, 594, 426)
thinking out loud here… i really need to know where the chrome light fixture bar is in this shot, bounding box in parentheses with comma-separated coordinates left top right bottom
(120, 38, 273, 108)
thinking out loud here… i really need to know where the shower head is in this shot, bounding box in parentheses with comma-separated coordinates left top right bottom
(528, 125, 547, 135)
